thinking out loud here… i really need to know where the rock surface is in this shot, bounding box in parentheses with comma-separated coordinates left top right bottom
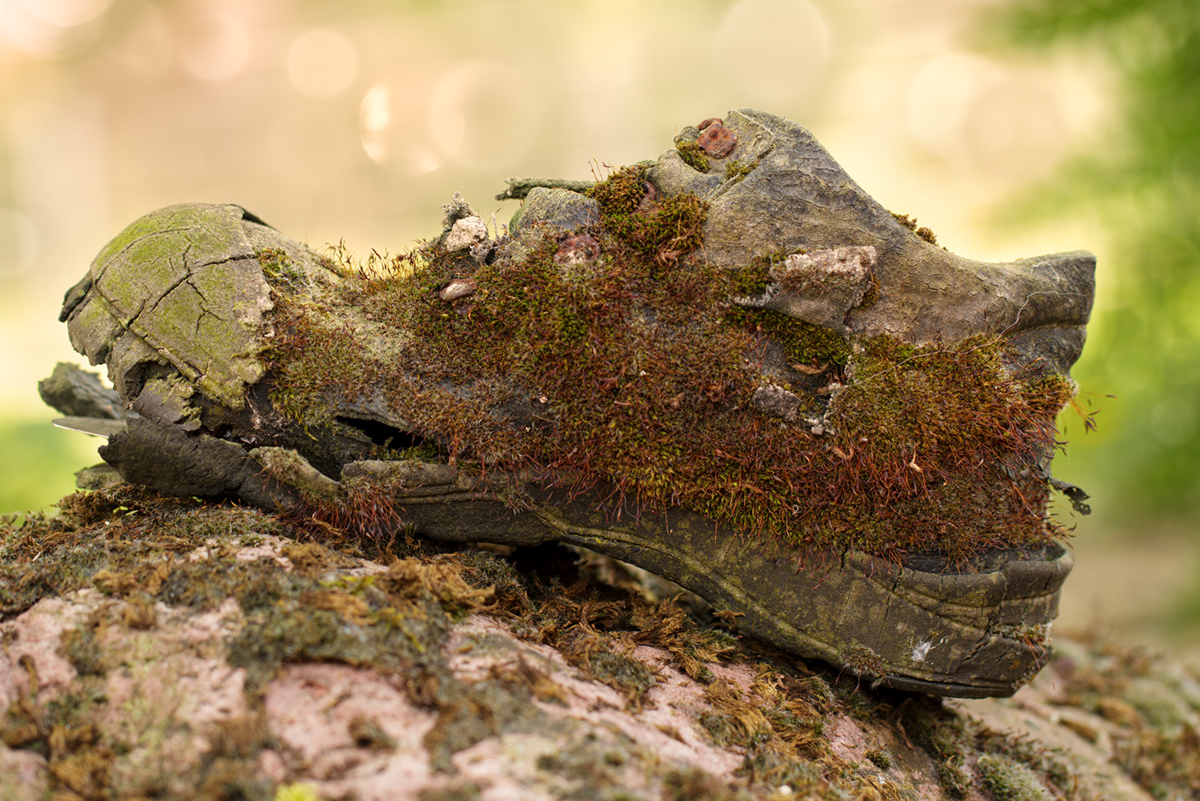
(2, 487, 1197, 801)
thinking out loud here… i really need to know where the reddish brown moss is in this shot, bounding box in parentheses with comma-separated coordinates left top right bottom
(262, 169, 1073, 561)
(891, 211, 939, 246)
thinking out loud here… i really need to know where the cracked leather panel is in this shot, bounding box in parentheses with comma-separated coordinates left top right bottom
(61, 204, 277, 411)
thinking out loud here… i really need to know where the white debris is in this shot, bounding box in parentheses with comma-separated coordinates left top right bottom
(444, 216, 489, 252)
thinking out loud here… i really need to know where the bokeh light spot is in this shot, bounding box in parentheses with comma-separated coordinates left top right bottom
(286, 28, 359, 99)
(361, 62, 541, 175)
(104, 1, 171, 77)
(360, 77, 443, 174)
(963, 79, 1063, 175)
(429, 61, 542, 170)
(907, 53, 1002, 158)
(19, 0, 110, 28)
(2, 0, 108, 56)
(177, 10, 249, 82)
(908, 53, 1066, 176)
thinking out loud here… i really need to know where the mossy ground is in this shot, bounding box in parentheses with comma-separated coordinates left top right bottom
(0, 485, 901, 799)
(261, 166, 1073, 562)
(3, 488, 1195, 800)
(1048, 641, 1200, 799)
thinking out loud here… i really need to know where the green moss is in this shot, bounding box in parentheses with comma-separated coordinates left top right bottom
(0, 486, 284, 620)
(731, 307, 852, 367)
(8, 481, 1029, 801)
(724, 159, 756, 183)
(698, 711, 740, 747)
(418, 784, 481, 801)
(976, 755, 1053, 801)
(587, 165, 650, 216)
(1, 607, 236, 801)
(257, 247, 307, 291)
(977, 732, 1074, 797)
(266, 305, 371, 430)
(663, 769, 752, 801)
(422, 679, 542, 772)
(531, 729, 667, 801)
(225, 554, 490, 691)
(60, 624, 104, 676)
(1115, 727, 1200, 798)
(587, 649, 658, 706)
(157, 558, 290, 611)
(597, 189, 708, 269)
(740, 748, 824, 792)
(676, 139, 711, 172)
(820, 334, 1071, 559)
(901, 700, 973, 797)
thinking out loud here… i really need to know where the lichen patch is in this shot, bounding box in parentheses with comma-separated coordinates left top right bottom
(0, 595, 94, 708)
(263, 662, 436, 795)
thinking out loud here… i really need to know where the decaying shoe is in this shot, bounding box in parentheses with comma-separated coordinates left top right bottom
(51, 109, 1095, 698)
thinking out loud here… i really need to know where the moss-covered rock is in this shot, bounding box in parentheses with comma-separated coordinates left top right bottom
(1, 490, 1194, 800)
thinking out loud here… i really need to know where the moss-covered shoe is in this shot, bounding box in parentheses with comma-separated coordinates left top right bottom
(53, 110, 1095, 697)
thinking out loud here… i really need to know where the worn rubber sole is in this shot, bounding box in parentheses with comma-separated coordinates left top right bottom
(531, 504, 1071, 698)
(335, 458, 1072, 698)
(93, 420, 1070, 698)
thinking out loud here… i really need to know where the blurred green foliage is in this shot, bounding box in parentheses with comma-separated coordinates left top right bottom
(0, 419, 99, 515)
(996, 0, 1200, 522)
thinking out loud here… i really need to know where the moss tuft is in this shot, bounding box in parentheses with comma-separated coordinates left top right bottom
(676, 139, 711, 172)
(257, 247, 307, 291)
(587, 165, 650, 216)
(901, 700, 973, 797)
(866, 748, 893, 770)
(891, 211, 939, 245)
(583, 164, 711, 268)
(724, 159, 756, 183)
(60, 623, 105, 676)
(976, 754, 1054, 801)
(730, 306, 852, 367)
(663, 768, 752, 801)
(423, 678, 543, 772)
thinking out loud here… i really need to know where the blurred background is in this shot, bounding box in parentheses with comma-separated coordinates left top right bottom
(1, 0, 1195, 650)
